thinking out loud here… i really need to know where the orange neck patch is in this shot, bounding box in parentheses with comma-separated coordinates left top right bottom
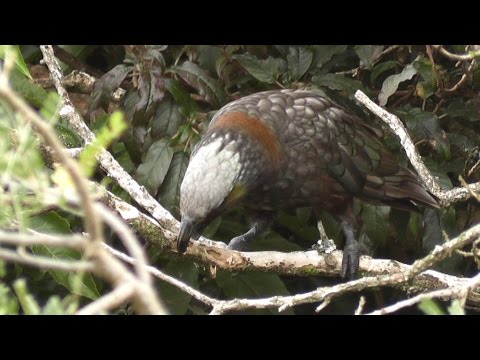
(210, 111, 282, 167)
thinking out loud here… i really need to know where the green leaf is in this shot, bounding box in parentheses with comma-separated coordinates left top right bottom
(312, 73, 364, 96)
(311, 45, 348, 68)
(250, 232, 303, 252)
(413, 58, 436, 99)
(287, 46, 313, 81)
(135, 139, 174, 195)
(419, 299, 445, 315)
(133, 65, 165, 126)
(13, 279, 40, 315)
(42, 296, 66, 315)
(31, 245, 100, 300)
(0, 282, 19, 314)
(447, 300, 465, 315)
(216, 270, 293, 315)
(29, 211, 72, 234)
(277, 211, 321, 244)
(390, 208, 410, 243)
(378, 62, 417, 106)
(371, 60, 398, 84)
(157, 151, 189, 216)
(151, 96, 186, 140)
(400, 108, 450, 159)
(197, 45, 222, 76)
(361, 204, 389, 248)
(9, 69, 49, 108)
(0, 45, 32, 79)
(157, 259, 198, 314)
(88, 64, 132, 115)
(422, 208, 443, 253)
(233, 54, 281, 84)
(445, 100, 480, 122)
(171, 61, 226, 107)
(165, 78, 198, 118)
(355, 45, 384, 69)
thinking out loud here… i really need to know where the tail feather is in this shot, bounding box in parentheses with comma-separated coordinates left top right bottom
(361, 167, 439, 211)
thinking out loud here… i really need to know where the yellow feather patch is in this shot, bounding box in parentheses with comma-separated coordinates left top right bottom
(224, 184, 247, 207)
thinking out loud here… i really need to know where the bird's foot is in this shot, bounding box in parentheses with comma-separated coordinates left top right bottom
(227, 235, 249, 251)
(340, 240, 360, 280)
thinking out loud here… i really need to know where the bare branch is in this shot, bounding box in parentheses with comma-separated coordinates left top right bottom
(354, 90, 480, 205)
(34, 70, 125, 101)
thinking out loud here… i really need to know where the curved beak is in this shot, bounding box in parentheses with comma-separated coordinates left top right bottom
(177, 218, 194, 253)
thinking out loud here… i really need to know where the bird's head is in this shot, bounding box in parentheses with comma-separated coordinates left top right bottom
(177, 133, 248, 253)
(176, 111, 282, 253)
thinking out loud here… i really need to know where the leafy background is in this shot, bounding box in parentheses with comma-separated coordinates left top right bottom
(1, 45, 479, 314)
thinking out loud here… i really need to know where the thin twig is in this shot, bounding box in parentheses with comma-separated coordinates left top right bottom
(76, 282, 135, 315)
(94, 203, 152, 288)
(355, 296, 366, 315)
(0, 247, 93, 272)
(103, 243, 218, 308)
(366, 272, 480, 315)
(433, 45, 480, 61)
(0, 230, 87, 250)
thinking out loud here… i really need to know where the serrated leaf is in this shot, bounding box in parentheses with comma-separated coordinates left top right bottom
(151, 96, 186, 140)
(157, 151, 189, 216)
(88, 64, 132, 115)
(371, 60, 398, 84)
(419, 299, 445, 315)
(312, 73, 364, 96)
(378, 62, 417, 106)
(133, 66, 165, 126)
(287, 46, 313, 81)
(361, 204, 389, 248)
(171, 61, 226, 107)
(355, 45, 384, 69)
(233, 54, 281, 84)
(216, 270, 293, 315)
(311, 45, 348, 68)
(135, 139, 174, 195)
(157, 259, 198, 314)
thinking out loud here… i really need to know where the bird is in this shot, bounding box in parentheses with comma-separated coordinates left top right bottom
(176, 89, 439, 279)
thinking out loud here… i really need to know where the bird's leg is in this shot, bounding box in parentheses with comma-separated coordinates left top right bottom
(227, 215, 273, 251)
(340, 220, 360, 279)
(313, 220, 337, 253)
